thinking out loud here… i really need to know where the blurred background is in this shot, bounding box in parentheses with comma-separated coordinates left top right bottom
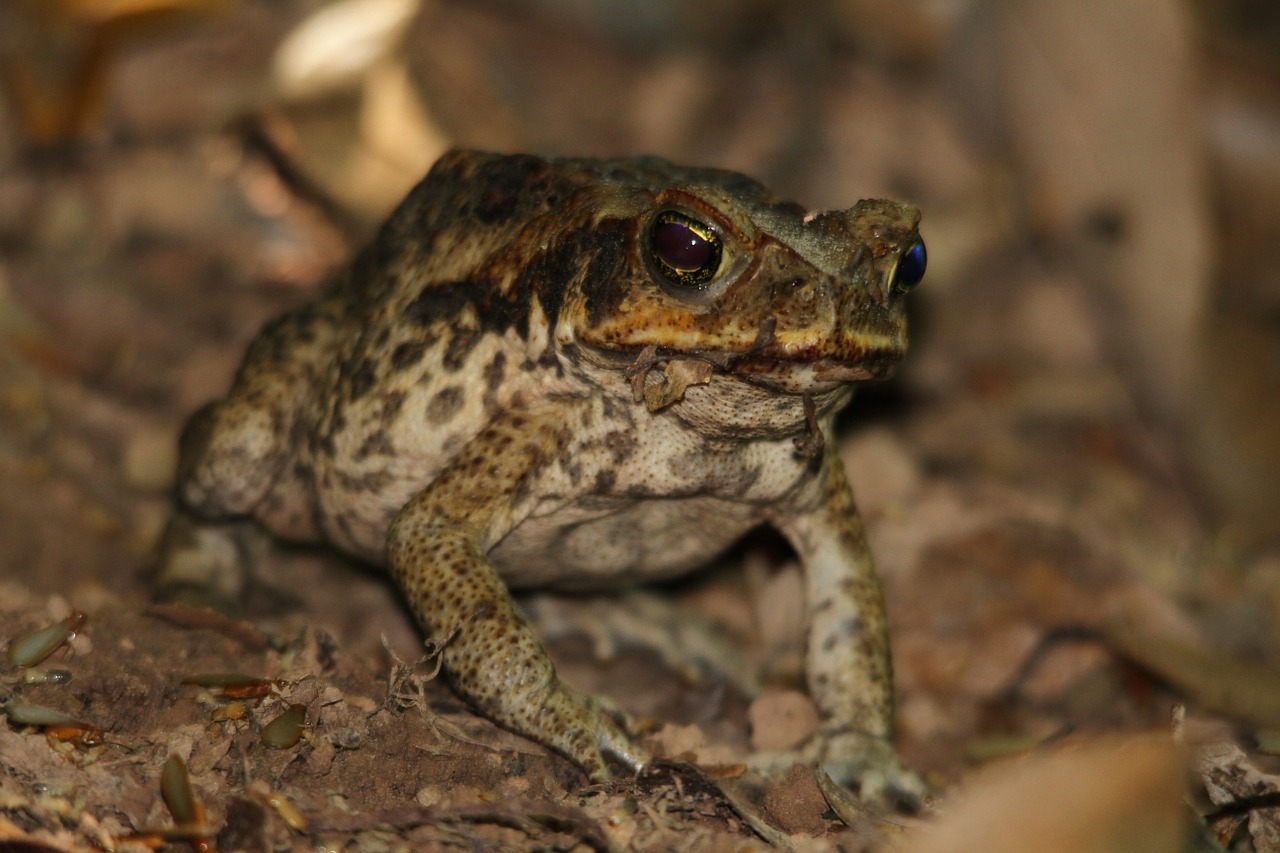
(1, 0, 1279, 843)
(5, 0, 1279, 605)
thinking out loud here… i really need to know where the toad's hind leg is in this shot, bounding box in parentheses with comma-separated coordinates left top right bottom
(157, 299, 344, 604)
(176, 299, 344, 519)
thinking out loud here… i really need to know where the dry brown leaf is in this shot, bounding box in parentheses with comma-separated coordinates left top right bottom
(1196, 739, 1280, 850)
(643, 358, 714, 412)
(1107, 612, 1280, 729)
(3, 0, 232, 145)
(907, 735, 1186, 853)
(990, 0, 1210, 420)
(748, 689, 820, 752)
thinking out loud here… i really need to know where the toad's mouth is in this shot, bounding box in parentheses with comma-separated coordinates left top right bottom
(608, 315, 904, 384)
(727, 349, 903, 383)
(608, 336, 904, 406)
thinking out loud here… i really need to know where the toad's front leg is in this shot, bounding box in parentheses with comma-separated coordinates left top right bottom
(386, 404, 648, 782)
(766, 445, 926, 805)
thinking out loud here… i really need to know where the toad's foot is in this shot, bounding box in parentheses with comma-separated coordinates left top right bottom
(155, 512, 257, 613)
(751, 724, 928, 810)
(503, 676, 651, 783)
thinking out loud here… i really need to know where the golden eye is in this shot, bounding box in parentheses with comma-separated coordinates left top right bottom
(647, 211, 723, 288)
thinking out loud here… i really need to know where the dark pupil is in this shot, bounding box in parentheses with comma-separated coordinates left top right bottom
(654, 220, 712, 271)
(649, 212, 721, 287)
(894, 237, 927, 290)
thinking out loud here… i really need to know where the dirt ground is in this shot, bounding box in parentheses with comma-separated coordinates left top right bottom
(2, 1, 1280, 851)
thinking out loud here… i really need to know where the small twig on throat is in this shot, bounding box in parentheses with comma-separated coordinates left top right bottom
(793, 393, 825, 460)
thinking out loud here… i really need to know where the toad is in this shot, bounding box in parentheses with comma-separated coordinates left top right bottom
(162, 150, 927, 802)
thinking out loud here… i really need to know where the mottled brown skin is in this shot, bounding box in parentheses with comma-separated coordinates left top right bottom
(164, 150, 925, 801)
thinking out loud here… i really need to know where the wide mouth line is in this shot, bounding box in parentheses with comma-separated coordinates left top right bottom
(585, 338, 903, 368)
(730, 352, 901, 380)
(581, 342, 901, 393)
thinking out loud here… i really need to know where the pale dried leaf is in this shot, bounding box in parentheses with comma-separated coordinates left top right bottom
(1196, 739, 1280, 849)
(748, 689, 820, 752)
(1106, 607, 1280, 729)
(907, 736, 1186, 853)
(643, 358, 713, 412)
(273, 0, 421, 97)
(993, 0, 1211, 417)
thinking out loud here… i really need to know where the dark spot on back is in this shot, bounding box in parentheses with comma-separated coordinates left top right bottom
(408, 281, 474, 329)
(381, 389, 406, 420)
(338, 470, 393, 493)
(390, 341, 426, 371)
(346, 358, 378, 400)
(354, 430, 395, 461)
(473, 154, 556, 224)
(310, 431, 336, 458)
(427, 386, 464, 424)
(484, 351, 507, 391)
(481, 351, 508, 411)
(407, 277, 528, 341)
(442, 328, 481, 372)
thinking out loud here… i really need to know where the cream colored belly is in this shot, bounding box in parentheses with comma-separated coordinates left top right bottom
(490, 495, 762, 590)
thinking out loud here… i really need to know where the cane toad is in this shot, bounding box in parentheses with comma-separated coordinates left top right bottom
(164, 150, 927, 801)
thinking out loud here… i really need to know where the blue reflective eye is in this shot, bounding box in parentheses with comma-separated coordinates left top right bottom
(893, 237, 926, 292)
